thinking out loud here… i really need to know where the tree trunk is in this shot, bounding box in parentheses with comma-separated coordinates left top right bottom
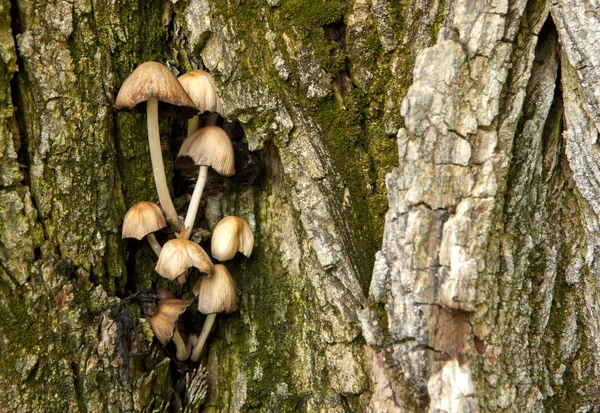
(0, 0, 598, 411)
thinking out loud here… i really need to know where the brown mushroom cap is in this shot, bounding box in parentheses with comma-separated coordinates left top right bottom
(210, 216, 254, 261)
(122, 201, 166, 240)
(156, 288, 178, 302)
(155, 238, 214, 280)
(178, 126, 235, 177)
(177, 70, 224, 116)
(115, 62, 197, 119)
(145, 289, 193, 345)
(193, 264, 238, 314)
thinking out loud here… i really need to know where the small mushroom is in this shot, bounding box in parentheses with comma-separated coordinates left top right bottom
(210, 216, 254, 261)
(190, 264, 237, 361)
(194, 264, 238, 314)
(139, 289, 193, 361)
(116, 62, 196, 231)
(177, 126, 235, 238)
(155, 238, 214, 281)
(178, 69, 224, 134)
(122, 201, 166, 257)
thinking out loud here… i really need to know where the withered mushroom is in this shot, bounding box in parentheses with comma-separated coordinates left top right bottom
(190, 264, 237, 361)
(116, 62, 196, 231)
(155, 238, 214, 282)
(139, 289, 193, 361)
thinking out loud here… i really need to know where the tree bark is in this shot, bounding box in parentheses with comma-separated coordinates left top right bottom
(366, 0, 600, 411)
(0, 0, 599, 412)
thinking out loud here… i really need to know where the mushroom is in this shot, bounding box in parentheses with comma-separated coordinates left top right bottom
(138, 288, 193, 361)
(190, 264, 237, 361)
(177, 126, 235, 238)
(210, 216, 254, 261)
(186, 333, 198, 357)
(155, 238, 214, 282)
(178, 69, 224, 134)
(122, 201, 166, 257)
(116, 62, 196, 231)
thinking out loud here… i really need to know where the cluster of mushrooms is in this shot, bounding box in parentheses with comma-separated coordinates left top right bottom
(116, 62, 254, 362)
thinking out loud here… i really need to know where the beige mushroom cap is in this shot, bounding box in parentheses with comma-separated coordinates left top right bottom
(116, 62, 196, 118)
(155, 238, 214, 280)
(122, 201, 166, 240)
(210, 216, 254, 261)
(177, 70, 224, 116)
(193, 264, 238, 314)
(145, 290, 193, 345)
(178, 126, 235, 176)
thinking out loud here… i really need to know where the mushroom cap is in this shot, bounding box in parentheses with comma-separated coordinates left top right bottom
(145, 289, 193, 345)
(115, 62, 197, 119)
(155, 238, 214, 280)
(210, 216, 254, 261)
(122, 201, 167, 240)
(156, 288, 177, 302)
(178, 126, 235, 176)
(193, 264, 238, 314)
(177, 70, 224, 116)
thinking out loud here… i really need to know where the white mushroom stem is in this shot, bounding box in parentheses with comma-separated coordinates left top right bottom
(187, 115, 200, 136)
(182, 166, 208, 240)
(173, 328, 190, 361)
(187, 112, 219, 132)
(183, 108, 218, 239)
(146, 233, 162, 257)
(187, 334, 198, 356)
(190, 313, 216, 362)
(147, 96, 182, 231)
(183, 111, 208, 240)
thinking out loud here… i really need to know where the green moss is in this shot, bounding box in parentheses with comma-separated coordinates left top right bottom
(201, 202, 326, 411)
(542, 289, 587, 409)
(0, 283, 45, 354)
(429, 0, 446, 44)
(278, 0, 346, 35)
(524, 0, 548, 32)
(115, 0, 168, 69)
(500, 75, 594, 410)
(115, 113, 161, 206)
(195, 0, 401, 294)
(311, 94, 397, 290)
(0, 271, 89, 411)
(540, 235, 594, 410)
(369, 300, 390, 340)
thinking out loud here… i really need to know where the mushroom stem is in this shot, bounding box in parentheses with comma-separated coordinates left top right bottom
(206, 112, 219, 126)
(173, 328, 190, 361)
(187, 333, 198, 356)
(187, 115, 200, 136)
(147, 96, 182, 231)
(146, 233, 162, 257)
(190, 313, 216, 362)
(182, 165, 208, 240)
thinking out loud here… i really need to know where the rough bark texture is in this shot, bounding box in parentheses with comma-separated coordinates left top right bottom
(1, 0, 599, 412)
(365, 0, 600, 411)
